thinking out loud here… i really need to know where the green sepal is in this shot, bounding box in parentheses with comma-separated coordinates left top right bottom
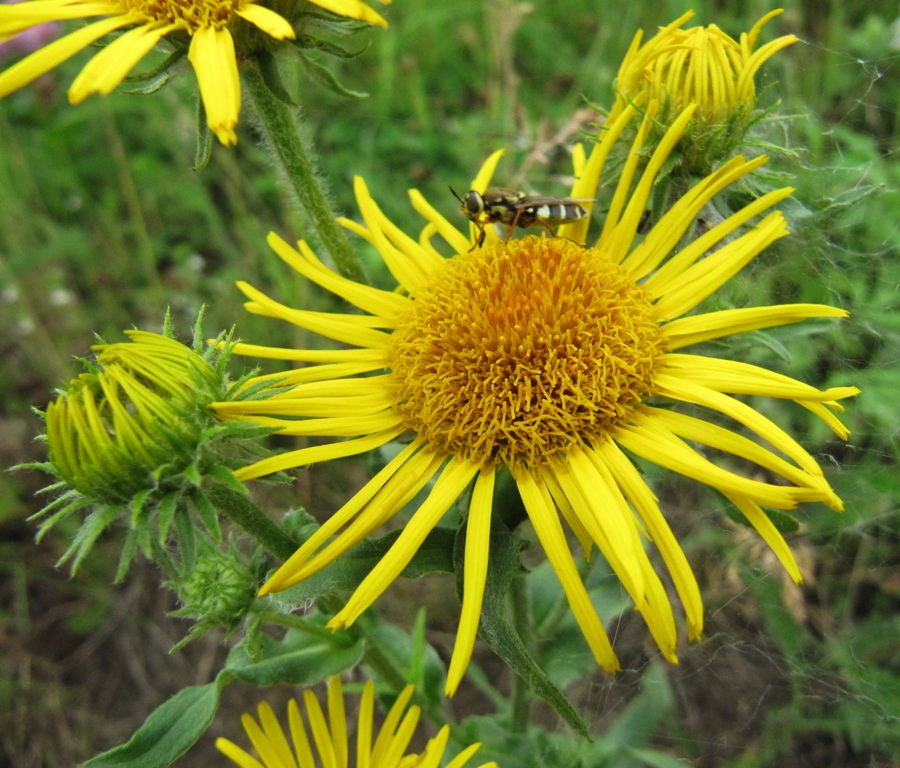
(60, 504, 120, 575)
(114, 529, 138, 583)
(205, 464, 249, 495)
(31, 489, 87, 540)
(225, 624, 363, 686)
(460, 514, 590, 738)
(80, 676, 229, 768)
(121, 49, 185, 86)
(193, 100, 212, 171)
(118, 67, 179, 96)
(257, 50, 297, 106)
(294, 34, 371, 59)
(155, 491, 177, 549)
(271, 526, 456, 606)
(180, 459, 203, 489)
(295, 49, 368, 99)
(191, 488, 222, 542)
(726, 503, 800, 534)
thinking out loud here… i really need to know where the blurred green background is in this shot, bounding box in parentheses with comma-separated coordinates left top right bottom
(0, 0, 897, 765)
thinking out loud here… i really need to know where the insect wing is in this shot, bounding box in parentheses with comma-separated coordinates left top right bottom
(514, 195, 593, 225)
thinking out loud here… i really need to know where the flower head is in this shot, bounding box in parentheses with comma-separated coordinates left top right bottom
(30, 326, 266, 577)
(45, 330, 218, 502)
(613, 10, 797, 123)
(213, 103, 858, 695)
(0, 0, 389, 144)
(216, 677, 497, 768)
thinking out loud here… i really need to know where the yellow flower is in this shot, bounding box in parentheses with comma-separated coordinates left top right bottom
(612, 9, 797, 124)
(212, 103, 858, 696)
(46, 330, 217, 502)
(0, 0, 389, 144)
(216, 677, 497, 768)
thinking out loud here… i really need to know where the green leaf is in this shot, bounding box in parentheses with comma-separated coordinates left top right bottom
(80, 679, 225, 767)
(257, 51, 297, 106)
(603, 662, 674, 747)
(225, 626, 363, 686)
(274, 526, 456, 606)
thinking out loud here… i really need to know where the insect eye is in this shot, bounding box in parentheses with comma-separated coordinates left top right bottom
(463, 191, 484, 215)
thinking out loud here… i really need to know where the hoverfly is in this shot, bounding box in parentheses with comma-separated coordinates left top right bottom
(450, 187, 592, 249)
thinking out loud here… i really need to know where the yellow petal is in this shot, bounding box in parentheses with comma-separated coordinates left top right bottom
(371, 685, 416, 766)
(646, 405, 834, 497)
(549, 450, 647, 604)
(287, 698, 315, 767)
(227, 411, 403, 438)
(327, 677, 348, 768)
(236, 4, 296, 40)
(654, 370, 826, 477)
(215, 738, 266, 768)
(614, 414, 800, 510)
(446, 467, 495, 696)
(329, 456, 480, 628)
(596, 439, 703, 640)
(260, 443, 438, 592)
(352, 176, 430, 292)
(356, 682, 374, 768)
(515, 469, 620, 672)
(236, 280, 392, 347)
(723, 492, 803, 583)
(663, 304, 849, 349)
(653, 211, 789, 319)
(560, 104, 635, 244)
(310, 0, 389, 28)
(234, 425, 405, 482)
(408, 189, 470, 257)
(0, 0, 121, 37)
(602, 104, 696, 262)
(68, 22, 175, 103)
(188, 25, 240, 146)
(0, 15, 127, 98)
(279, 235, 409, 319)
(302, 690, 338, 767)
(225, 343, 384, 363)
(643, 183, 790, 289)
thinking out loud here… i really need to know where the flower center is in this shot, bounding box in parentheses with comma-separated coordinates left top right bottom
(386, 236, 667, 468)
(123, 0, 241, 30)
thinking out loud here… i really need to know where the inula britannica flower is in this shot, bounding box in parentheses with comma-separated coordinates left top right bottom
(0, 0, 389, 144)
(216, 677, 497, 768)
(212, 103, 858, 696)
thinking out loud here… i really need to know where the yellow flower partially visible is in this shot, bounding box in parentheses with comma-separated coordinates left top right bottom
(0, 0, 389, 144)
(213, 103, 857, 697)
(216, 677, 498, 768)
(612, 10, 797, 125)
